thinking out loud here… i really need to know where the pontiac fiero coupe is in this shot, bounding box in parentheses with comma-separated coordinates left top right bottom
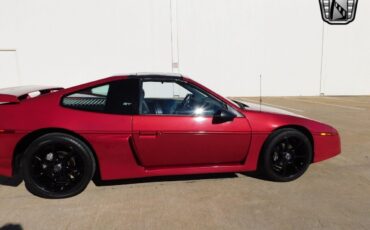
(0, 73, 340, 198)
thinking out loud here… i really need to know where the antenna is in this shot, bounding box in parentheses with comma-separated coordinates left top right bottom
(259, 74, 262, 111)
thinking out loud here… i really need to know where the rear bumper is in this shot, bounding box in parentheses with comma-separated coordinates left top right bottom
(313, 133, 341, 163)
(0, 159, 12, 177)
(0, 133, 24, 177)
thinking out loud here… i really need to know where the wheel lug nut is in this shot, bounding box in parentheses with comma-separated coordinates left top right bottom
(53, 163, 62, 172)
(46, 153, 54, 161)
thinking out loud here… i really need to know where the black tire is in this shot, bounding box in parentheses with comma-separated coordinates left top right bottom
(259, 128, 312, 182)
(21, 133, 96, 198)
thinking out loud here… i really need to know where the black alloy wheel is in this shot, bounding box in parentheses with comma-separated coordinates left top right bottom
(22, 133, 95, 198)
(260, 128, 312, 182)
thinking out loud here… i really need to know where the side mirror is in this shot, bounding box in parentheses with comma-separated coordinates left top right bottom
(213, 109, 236, 124)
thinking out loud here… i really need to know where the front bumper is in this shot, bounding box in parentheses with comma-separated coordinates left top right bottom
(313, 133, 341, 163)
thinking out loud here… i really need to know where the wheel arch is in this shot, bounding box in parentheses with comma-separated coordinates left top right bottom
(12, 128, 101, 181)
(274, 125, 314, 152)
(258, 125, 315, 168)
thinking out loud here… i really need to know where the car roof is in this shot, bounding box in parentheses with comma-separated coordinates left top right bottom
(59, 73, 185, 95)
(113, 72, 183, 80)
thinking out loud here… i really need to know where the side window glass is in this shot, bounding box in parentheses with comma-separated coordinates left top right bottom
(62, 84, 109, 112)
(141, 81, 225, 116)
(91, 85, 109, 96)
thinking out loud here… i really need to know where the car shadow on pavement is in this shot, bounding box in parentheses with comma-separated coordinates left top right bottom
(0, 172, 271, 188)
(0, 224, 23, 230)
(94, 173, 239, 186)
(0, 175, 22, 187)
(240, 171, 272, 181)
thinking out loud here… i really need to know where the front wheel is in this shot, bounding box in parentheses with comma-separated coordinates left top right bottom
(22, 133, 96, 198)
(260, 128, 312, 182)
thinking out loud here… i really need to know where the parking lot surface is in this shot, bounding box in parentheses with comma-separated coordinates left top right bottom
(1, 96, 369, 230)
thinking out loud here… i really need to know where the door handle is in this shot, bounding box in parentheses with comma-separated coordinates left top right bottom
(138, 131, 161, 138)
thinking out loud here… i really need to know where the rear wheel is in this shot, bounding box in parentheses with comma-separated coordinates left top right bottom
(260, 128, 312, 182)
(22, 133, 95, 198)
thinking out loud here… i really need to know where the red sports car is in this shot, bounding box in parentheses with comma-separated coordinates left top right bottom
(0, 73, 340, 198)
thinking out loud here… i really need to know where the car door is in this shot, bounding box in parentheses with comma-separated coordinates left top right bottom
(132, 79, 251, 167)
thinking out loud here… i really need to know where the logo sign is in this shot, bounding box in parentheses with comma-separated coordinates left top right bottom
(319, 0, 358, 25)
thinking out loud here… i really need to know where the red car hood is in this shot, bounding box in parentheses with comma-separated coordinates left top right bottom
(236, 100, 305, 118)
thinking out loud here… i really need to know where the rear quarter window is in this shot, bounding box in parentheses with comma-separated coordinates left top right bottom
(61, 79, 139, 114)
(62, 84, 109, 112)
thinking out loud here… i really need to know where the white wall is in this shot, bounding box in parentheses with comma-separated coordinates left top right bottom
(177, 0, 324, 96)
(2, 0, 173, 87)
(0, 0, 369, 96)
